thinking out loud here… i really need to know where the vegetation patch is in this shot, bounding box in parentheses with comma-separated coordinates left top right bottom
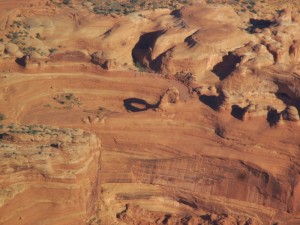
(53, 93, 81, 109)
(84, 0, 192, 16)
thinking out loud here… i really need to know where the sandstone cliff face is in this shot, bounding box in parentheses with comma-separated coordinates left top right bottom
(0, 125, 101, 225)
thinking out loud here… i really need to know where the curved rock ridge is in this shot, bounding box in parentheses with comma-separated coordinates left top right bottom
(0, 124, 101, 225)
(131, 3, 253, 80)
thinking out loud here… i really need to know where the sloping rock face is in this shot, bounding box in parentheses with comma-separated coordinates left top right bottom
(152, 4, 252, 80)
(66, 3, 252, 75)
(214, 9, 300, 123)
(100, 148, 300, 224)
(128, 4, 253, 80)
(0, 125, 101, 225)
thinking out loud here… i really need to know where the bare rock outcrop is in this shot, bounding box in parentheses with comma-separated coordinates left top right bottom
(0, 125, 101, 225)
(215, 9, 300, 120)
(158, 87, 180, 111)
(284, 106, 300, 121)
(150, 4, 253, 81)
(91, 51, 116, 70)
(117, 204, 261, 225)
(4, 43, 20, 56)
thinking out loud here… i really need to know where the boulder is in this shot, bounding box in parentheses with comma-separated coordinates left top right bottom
(285, 106, 299, 121)
(5, 43, 19, 55)
(158, 87, 180, 110)
(91, 51, 117, 70)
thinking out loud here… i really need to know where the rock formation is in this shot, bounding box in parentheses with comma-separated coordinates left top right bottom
(158, 87, 180, 111)
(284, 106, 300, 121)
(0, 1, 299, 225)
(0, 125, 101, 225)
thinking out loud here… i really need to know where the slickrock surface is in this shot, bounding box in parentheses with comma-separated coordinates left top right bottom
(0, 125, 101, 225)
(0, 1, 300, 225)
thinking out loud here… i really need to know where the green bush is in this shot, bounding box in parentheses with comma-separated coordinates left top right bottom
(134, 61, 145, 72)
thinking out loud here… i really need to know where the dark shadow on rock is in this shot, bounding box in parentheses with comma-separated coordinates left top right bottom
(183, 30, 199, 48)
(250, 18, 273, 30)
(275, 85, 300, 113)
(50, 143, 59, 148)
(162, 215, 171, 224)
(231, 105, 246, 120)
(276, 92, 292, 105)
(170, 9, 181, 18)
(123, 98, 159, 112)
(151, 46, 174, 72)
(267, 108, 281, 127)
(132, 30, 165, 69)
(212, 53, 240, 80)
(200, 214, 211, 221)
(276, 92, 300, 116)
(246, 19, 274, 33)
(0, 133, 13, 141)
(199, 95, 219, 111)
(15, 55, 29, 67)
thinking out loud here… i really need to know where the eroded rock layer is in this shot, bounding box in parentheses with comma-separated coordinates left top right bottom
(0, 1, 300, 225)
(0, 125, 101, 225)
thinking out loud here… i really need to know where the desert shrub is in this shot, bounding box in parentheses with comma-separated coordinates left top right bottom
(49, 48, 58, 54)
(27, 126, 39, 135)
(36, 33, 41, 39)
(174, 72, 195, 85)
(6, 32, 19, 40)
(12, 21, 22, 27)
(89, 0, 191, 15)
(53, 93, 81, 108)
(63, 0, 71, 4)
(21, 46, 36, 54)
(134, 61, 145, 72)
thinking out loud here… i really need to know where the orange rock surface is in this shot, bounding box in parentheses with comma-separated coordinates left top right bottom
(0, 1, 300, 225)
